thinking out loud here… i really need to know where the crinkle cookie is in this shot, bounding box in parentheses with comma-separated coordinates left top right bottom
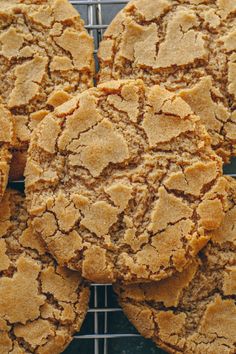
(98, 0, 236, 161)
(0, 0, 95, 178)
(0, 190, 90, 354)
(0, 104, 14, 199)
(25, 79, 227, 284)
(115, 176, 236, 354)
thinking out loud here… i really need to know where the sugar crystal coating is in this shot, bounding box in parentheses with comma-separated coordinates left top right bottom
(0, 190, 89, 354)
(115, 176, 236, 354)
(98, 0, 236, 160)
(0, 0, 95, 176)
(25, 79, 227, 283)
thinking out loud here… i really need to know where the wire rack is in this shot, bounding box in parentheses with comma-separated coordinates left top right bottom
(7, 1, 236, 353)
(68, 1, 144, 354)
(66, 2, 145, 354)
(61, 2, 236, 354)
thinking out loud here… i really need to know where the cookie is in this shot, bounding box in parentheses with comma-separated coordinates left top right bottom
(0, 0, 95, 178)
(0, 103, 14, 199)
(98, 0, 236, 161)
(115, 176, 236, 354)
(25, 79, 227, 284)
(0, 190, 90, 354)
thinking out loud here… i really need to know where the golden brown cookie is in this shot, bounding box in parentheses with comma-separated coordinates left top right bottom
(115, 176, 236, 354)
(98, 0, 236, 161)
(0, 190, 90, 354)
(25, 79, 227, 284)
(0, 0, 95, 179)
(0, 104, 14, 199)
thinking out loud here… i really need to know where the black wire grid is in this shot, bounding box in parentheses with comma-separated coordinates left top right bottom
(64, 2, 236, 354)
(67, 3, 145, 354)
(8, 1, 236, 354)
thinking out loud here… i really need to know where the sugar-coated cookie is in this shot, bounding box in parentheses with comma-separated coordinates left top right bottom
(98, 0, 236, 161)
(115, 176, 236, 354)
(25, 80, 227, 283)
(0, 0, 95, 178)
(0, 190, 90, 354)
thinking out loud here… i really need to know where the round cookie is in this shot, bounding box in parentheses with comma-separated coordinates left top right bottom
(0, 190, 90, 354)
(115, 176, 236, 354)
(0, 0, 95, 179)
(25, 79, 227, 284)
(0, 103, 14, 199)
(98, 0, 236, 161)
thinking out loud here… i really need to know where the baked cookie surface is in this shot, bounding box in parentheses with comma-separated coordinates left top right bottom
(115, 176, 236, 354)
(25, 79, 226, 283)
(0, 190, 90, 354)
(98, 0, 236, 160)
(0, 0, 94, 177)
(0, 104, 14, 199)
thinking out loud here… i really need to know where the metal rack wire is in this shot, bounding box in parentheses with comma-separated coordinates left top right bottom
(6, 1, 236, 353)
(68, 2, 141, 354)
(8, 1, 236, 353)
(65, 1, 236, 354)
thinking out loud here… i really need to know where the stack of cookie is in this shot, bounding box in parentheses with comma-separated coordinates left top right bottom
(0, 0, 235, 353)
(0, 0, 94, 353)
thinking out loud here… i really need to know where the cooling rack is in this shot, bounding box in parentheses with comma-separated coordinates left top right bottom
(66, 1, 164, 353)
(9, 1, 236, 353)
(63, 2, 236, 354)
(66, 2, 148, 354)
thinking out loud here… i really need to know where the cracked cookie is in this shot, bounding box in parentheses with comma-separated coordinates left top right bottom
(98, 0, 236, 161)
(25, 79, 227, 284)
(115, 176, 236, 354)
(0, 0, 95, 178)
(0, 190, 90, 354)
(0, 103, 14, 200)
